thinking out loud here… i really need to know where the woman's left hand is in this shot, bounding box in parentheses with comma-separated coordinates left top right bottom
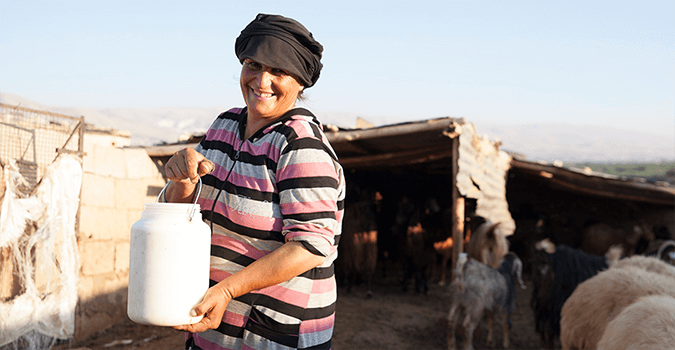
(173, 284, 233, 333)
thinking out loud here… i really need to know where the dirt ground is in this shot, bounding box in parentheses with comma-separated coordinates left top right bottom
(51, 264, 556, 350)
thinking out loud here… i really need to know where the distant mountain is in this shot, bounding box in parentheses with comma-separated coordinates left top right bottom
(2, 92, 673, 163)
(476, 123, 675, 163)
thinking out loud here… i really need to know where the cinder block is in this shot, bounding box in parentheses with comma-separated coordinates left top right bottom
(79, 206, 132, 241)
(115, 178, 154, 210)
(123, 148, 161, 179)
(81, 173, 115, 208)
(144, 177, 169, 203)
(115, 241, 130, 273)
(79, 240, 115, 276)
(83, 145, 127, 178)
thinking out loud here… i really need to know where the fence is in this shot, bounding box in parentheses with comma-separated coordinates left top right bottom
(0, 103, 85, 193)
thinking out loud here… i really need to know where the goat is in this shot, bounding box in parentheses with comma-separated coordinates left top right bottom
(465, 221, 509, 269)
(392, 196, 436, 294)
(447, 252, 526, 350)
(529, 238, 621, 349)
(596, 294, 675, 350)
(432, 215, 480, 286)
(581, 222, 654, 257)
(336, 187, 379, 297)
(560, 256, 675, 350)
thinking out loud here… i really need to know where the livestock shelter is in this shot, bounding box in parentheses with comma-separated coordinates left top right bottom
(506, 158, 675, 271)
(145, 117, 517, 275)
(146, 116, 675, 274)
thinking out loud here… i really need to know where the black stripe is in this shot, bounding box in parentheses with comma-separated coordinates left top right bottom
(282, 137, 326, 153)
(277, 176, 339, 191)
(298, 263, 335, 280)
(247, 307, 299, 348)
(206, 212, 284, 241)
(251, 294, 336, 320)
(211, 245, 256, 267)
(214, 321, 245, 340)
(299, 241, 324, 256)
(285, 211, 337, 222)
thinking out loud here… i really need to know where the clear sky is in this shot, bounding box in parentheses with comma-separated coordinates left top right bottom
(1, 0, 673, 137)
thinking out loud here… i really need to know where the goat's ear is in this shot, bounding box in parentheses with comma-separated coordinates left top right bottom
(535, 238, 556, 254)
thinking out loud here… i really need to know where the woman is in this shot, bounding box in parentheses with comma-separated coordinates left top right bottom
(163, 14, 345, 350)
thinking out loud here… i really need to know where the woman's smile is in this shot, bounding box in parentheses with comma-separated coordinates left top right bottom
(240, 59, 304, 122)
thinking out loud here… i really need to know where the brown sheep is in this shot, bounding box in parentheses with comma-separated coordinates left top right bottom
(560, 256, 675, 350)
(581, 222, 654, 257)
(336, 188, 379, 297)
(597, 294, 675, 350)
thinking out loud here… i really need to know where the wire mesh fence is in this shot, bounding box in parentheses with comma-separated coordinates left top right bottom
(0, 103, 84, 193)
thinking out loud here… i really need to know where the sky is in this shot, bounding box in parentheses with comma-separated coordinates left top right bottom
(1, 0, 673, 137)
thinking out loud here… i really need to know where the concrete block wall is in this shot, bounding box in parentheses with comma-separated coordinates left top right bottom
(75, 145, 166, 341)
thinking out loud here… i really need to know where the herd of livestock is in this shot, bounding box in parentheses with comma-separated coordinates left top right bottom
(335, 186, 675, 350)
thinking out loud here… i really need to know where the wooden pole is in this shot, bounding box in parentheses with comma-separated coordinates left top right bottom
(450, 136, 464, 281)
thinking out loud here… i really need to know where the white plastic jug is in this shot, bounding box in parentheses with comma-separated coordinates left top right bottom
(128, 179, 211, 326)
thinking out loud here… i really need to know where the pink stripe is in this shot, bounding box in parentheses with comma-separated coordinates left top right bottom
(210, 269, 232, 283)
(242, 141, 281, 162)
(242, 345, 256, 350)
(311, 277, 336, 294)
(227, 171, 276, 192)
(212, 235, 269, 260)
(194, 336, 228, 350)
(285, 225, 334, 239)
(281, 199, 337, 215)
(336, 209, 344, 223)
(254, 284, 310, 308)
(285, 119, 314, 139)
(299, 313, 335, 334)
(205, 128, 238, 143)
(278, 162, 337, 182)
(222, 310, 248, 328)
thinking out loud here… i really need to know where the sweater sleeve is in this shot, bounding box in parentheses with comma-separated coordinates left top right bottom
(276, 136, 343, 257)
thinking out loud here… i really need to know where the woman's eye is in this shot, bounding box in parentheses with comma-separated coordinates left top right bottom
(246, 61, 261, 70)
(271, 68, 286, 76)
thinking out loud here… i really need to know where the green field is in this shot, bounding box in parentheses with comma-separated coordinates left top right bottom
(570, 161, 675, 178)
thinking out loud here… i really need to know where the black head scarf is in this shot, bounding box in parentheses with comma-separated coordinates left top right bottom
(235, 14, 323, 88)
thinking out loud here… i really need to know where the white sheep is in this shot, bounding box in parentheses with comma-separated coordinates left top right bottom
(560, 256, 675, 350)
(447, 252, 526, 350)
(596, 294, 675, 350)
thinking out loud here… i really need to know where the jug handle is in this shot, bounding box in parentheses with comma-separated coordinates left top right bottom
(156, 178, 203, 222)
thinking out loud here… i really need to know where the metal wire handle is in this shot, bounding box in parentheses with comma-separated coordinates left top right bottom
(156, 177, 203, 222)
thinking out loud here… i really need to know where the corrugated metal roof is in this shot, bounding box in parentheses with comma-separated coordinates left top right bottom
(509, 158, 675, 206)
(323, 117, 460, 173)
(141, 117, 674, 232)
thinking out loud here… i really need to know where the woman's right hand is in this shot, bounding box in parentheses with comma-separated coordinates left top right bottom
(165, 148, 214, 184)
(164, 148, 214, 202)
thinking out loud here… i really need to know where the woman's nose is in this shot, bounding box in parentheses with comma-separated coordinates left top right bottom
(258, 70, 273, 88)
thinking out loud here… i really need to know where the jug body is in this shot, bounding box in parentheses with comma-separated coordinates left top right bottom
(128, 202, 211, 326)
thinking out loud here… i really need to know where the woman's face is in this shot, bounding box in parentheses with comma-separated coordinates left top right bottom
(240, 59, 304, 121)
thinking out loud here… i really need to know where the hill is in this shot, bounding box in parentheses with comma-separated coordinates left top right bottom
(1, 92, 673, 163)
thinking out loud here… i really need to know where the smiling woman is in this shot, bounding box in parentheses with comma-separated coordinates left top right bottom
(239, 58, 305, 138)
(160, 13, 345, 350)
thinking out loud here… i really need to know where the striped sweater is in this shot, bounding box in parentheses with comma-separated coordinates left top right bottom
(190, 107, 345, 350)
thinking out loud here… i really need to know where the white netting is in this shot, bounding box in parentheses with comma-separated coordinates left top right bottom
(0, 154, 82, 349)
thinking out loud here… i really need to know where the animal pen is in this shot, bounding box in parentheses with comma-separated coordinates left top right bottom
(0, 103, 85, 349)
(145, 117, 517, 280)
